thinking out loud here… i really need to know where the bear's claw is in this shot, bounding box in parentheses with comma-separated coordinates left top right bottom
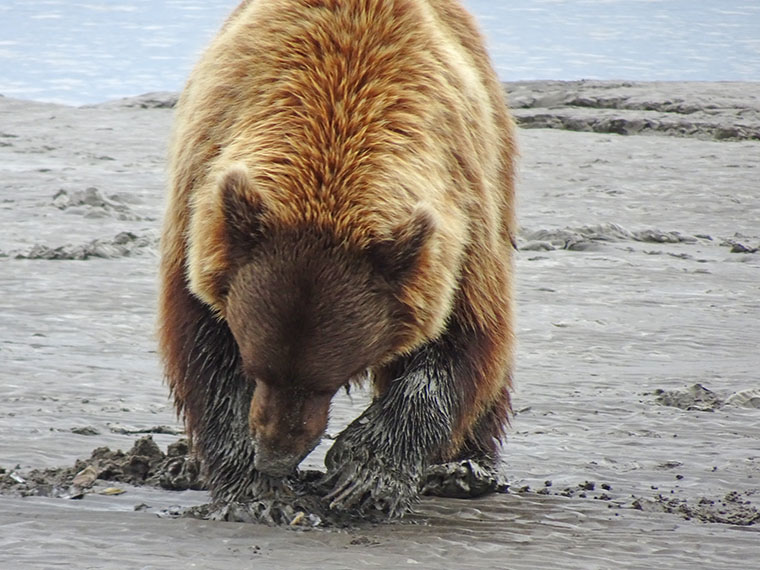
(184, 496, 325, 526)
(321, 454, 420, 519)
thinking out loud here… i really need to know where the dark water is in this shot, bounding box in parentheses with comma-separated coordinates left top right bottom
(1, 0, 759, 105)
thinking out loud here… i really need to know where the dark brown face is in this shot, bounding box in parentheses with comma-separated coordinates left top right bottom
(224, 232, 397, 477)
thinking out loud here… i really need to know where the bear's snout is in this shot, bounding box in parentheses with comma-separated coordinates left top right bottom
(249, 382, 331, 477)
(252, 441, 310, 477)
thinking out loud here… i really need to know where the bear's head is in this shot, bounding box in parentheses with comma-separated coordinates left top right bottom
(187, 166, 446, 476)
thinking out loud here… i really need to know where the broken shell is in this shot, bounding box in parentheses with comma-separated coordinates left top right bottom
(72, 465, 98, 488)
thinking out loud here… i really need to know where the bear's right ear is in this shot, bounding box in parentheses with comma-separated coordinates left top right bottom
(220, 166, 267, 253)
(187, 166, 269, 308)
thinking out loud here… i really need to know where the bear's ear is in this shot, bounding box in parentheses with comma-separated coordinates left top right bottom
(220, 166, 267, 253)
(187, 166, 268, 308)
(370, 206, 436, 284)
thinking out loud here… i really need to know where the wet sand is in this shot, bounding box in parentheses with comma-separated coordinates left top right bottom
(1, 81, 759, 568)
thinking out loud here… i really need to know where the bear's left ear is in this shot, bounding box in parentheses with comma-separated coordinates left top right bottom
(370, 206, 436, 284)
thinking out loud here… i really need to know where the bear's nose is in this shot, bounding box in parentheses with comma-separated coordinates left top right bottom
(252, 441, 302, 477)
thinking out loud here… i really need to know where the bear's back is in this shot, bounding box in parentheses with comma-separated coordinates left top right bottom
(169, 0, 515, 251)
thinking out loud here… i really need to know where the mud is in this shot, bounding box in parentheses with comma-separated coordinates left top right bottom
(0, 436, 508, 527)
(4, 430, 757, 529)
(506, 80, 760, 140)
(2, 82, 759, 568)
(0, 437, 204, 500)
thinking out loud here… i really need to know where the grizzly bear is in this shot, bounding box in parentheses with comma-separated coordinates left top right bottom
(158, 0, 517, 519)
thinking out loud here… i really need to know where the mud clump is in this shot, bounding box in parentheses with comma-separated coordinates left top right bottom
(654, 384, 724, 411)
(633, 491, 760, 526)
(0, 436, 206, 498)
(14, 231, 157, 260)
(420, 460, 509, 499)
(517, 479, 758, 527)
(654, 384, 760, 412)
(522, 479, 613, 500)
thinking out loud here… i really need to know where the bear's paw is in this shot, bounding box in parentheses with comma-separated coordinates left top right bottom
(322, 445, 421, 520)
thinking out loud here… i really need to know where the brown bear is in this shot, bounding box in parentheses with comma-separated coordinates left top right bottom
(158, 0, 517, 519)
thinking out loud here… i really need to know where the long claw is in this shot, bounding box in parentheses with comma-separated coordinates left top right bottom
(326, 476, 364, 510)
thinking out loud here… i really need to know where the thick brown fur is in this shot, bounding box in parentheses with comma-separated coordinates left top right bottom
(159, 0, 517, 515)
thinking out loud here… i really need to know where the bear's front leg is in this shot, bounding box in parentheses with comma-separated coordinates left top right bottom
(322, 339, 461, 519)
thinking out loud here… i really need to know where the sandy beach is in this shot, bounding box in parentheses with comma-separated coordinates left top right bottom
(1, 81, 759, 568)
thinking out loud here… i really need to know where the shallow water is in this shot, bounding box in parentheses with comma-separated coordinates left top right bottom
(1, 88, 759, 567)
(1, 0, 759, 104)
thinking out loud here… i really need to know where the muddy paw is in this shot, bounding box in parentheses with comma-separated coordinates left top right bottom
(185, 496, 326, 526)
(156, 454, 206, 491)
(185, 470, 361, 527)
(420, 460, 508, 498)
(322, 456, 419, 519)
